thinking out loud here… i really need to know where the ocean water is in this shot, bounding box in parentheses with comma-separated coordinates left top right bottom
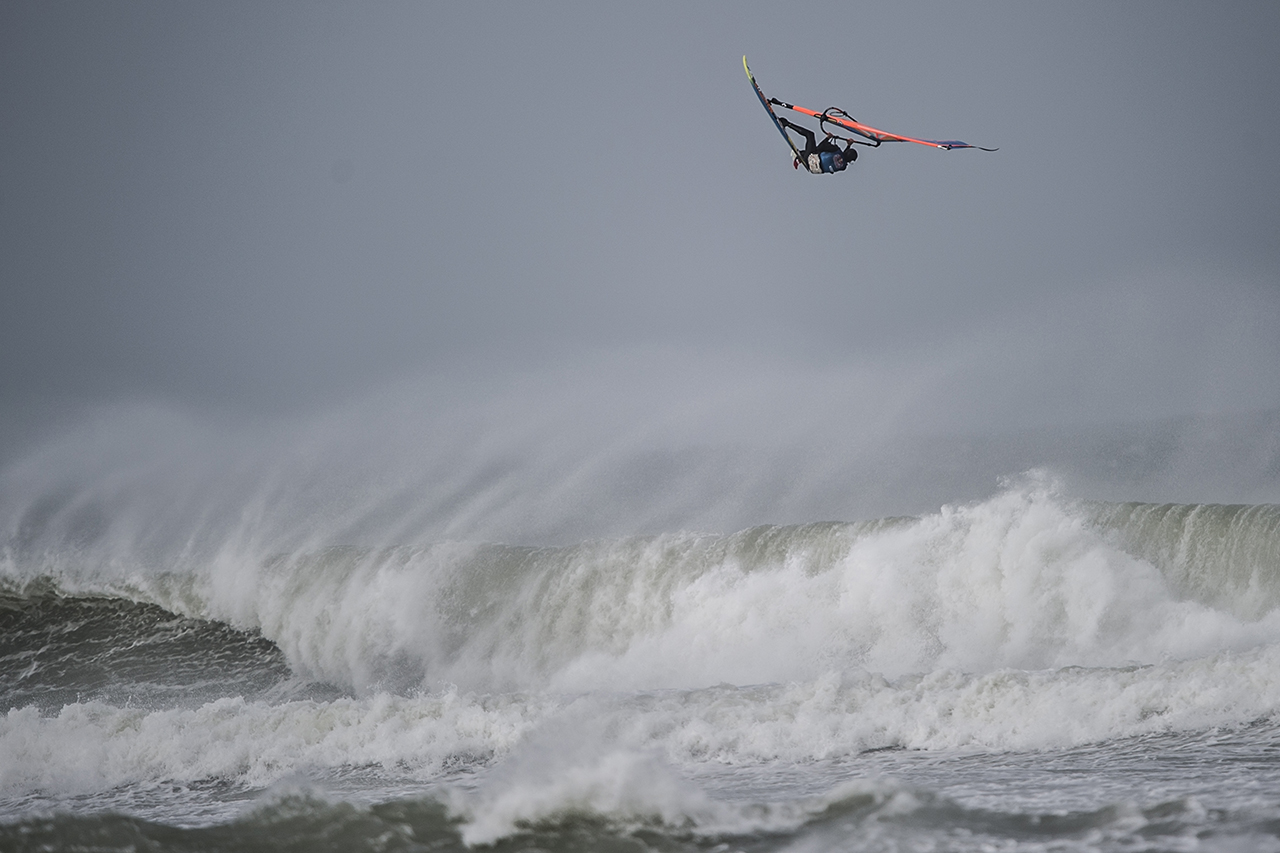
(3, 459, 1280, 852)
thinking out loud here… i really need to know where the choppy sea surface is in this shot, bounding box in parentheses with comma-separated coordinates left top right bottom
(3, 476, 1280, 852)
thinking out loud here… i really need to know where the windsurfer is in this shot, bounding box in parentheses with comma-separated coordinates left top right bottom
(778, 116, 858, 174)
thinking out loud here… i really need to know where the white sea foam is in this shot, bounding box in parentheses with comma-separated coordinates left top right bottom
(608, 644, 1280, 759)
(0, 690, 550, 796)
(449, 744, 722, 845)
(4, 643, 1280, 801)
(448, 740, 902, 846)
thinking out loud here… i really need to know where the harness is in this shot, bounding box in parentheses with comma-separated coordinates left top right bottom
(805, 149, 843, 174)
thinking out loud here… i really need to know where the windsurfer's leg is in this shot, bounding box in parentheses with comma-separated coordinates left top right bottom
(785, 122, 817, 153)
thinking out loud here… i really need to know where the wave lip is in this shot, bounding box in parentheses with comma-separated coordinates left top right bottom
(1093, 501, 1280, 617)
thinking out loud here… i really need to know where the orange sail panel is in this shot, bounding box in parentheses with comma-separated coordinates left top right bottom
(775, 102, 995, 151)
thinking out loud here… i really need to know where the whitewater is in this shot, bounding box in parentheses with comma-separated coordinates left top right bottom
(3, 404, 1280, 853)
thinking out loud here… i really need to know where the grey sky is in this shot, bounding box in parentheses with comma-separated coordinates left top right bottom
(3, 2, 1280, 536)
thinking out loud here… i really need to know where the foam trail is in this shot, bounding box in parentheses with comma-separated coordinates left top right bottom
(0, 690, 552, 796)
(6, 645, 1280, 801)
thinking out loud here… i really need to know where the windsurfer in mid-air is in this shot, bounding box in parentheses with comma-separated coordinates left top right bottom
(743, 56, 996, 175)
(778, 116, 858, 174)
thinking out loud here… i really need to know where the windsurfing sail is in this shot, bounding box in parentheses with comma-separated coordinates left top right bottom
(769, 100, 997, 151)
(745, 57, 996, 156)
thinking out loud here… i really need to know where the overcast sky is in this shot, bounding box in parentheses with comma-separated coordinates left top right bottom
(3, 2, 1280, 535)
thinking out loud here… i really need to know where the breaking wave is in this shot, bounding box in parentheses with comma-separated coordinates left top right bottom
(3, 477, 1280, 822)
(4, 484, 1280, 695)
